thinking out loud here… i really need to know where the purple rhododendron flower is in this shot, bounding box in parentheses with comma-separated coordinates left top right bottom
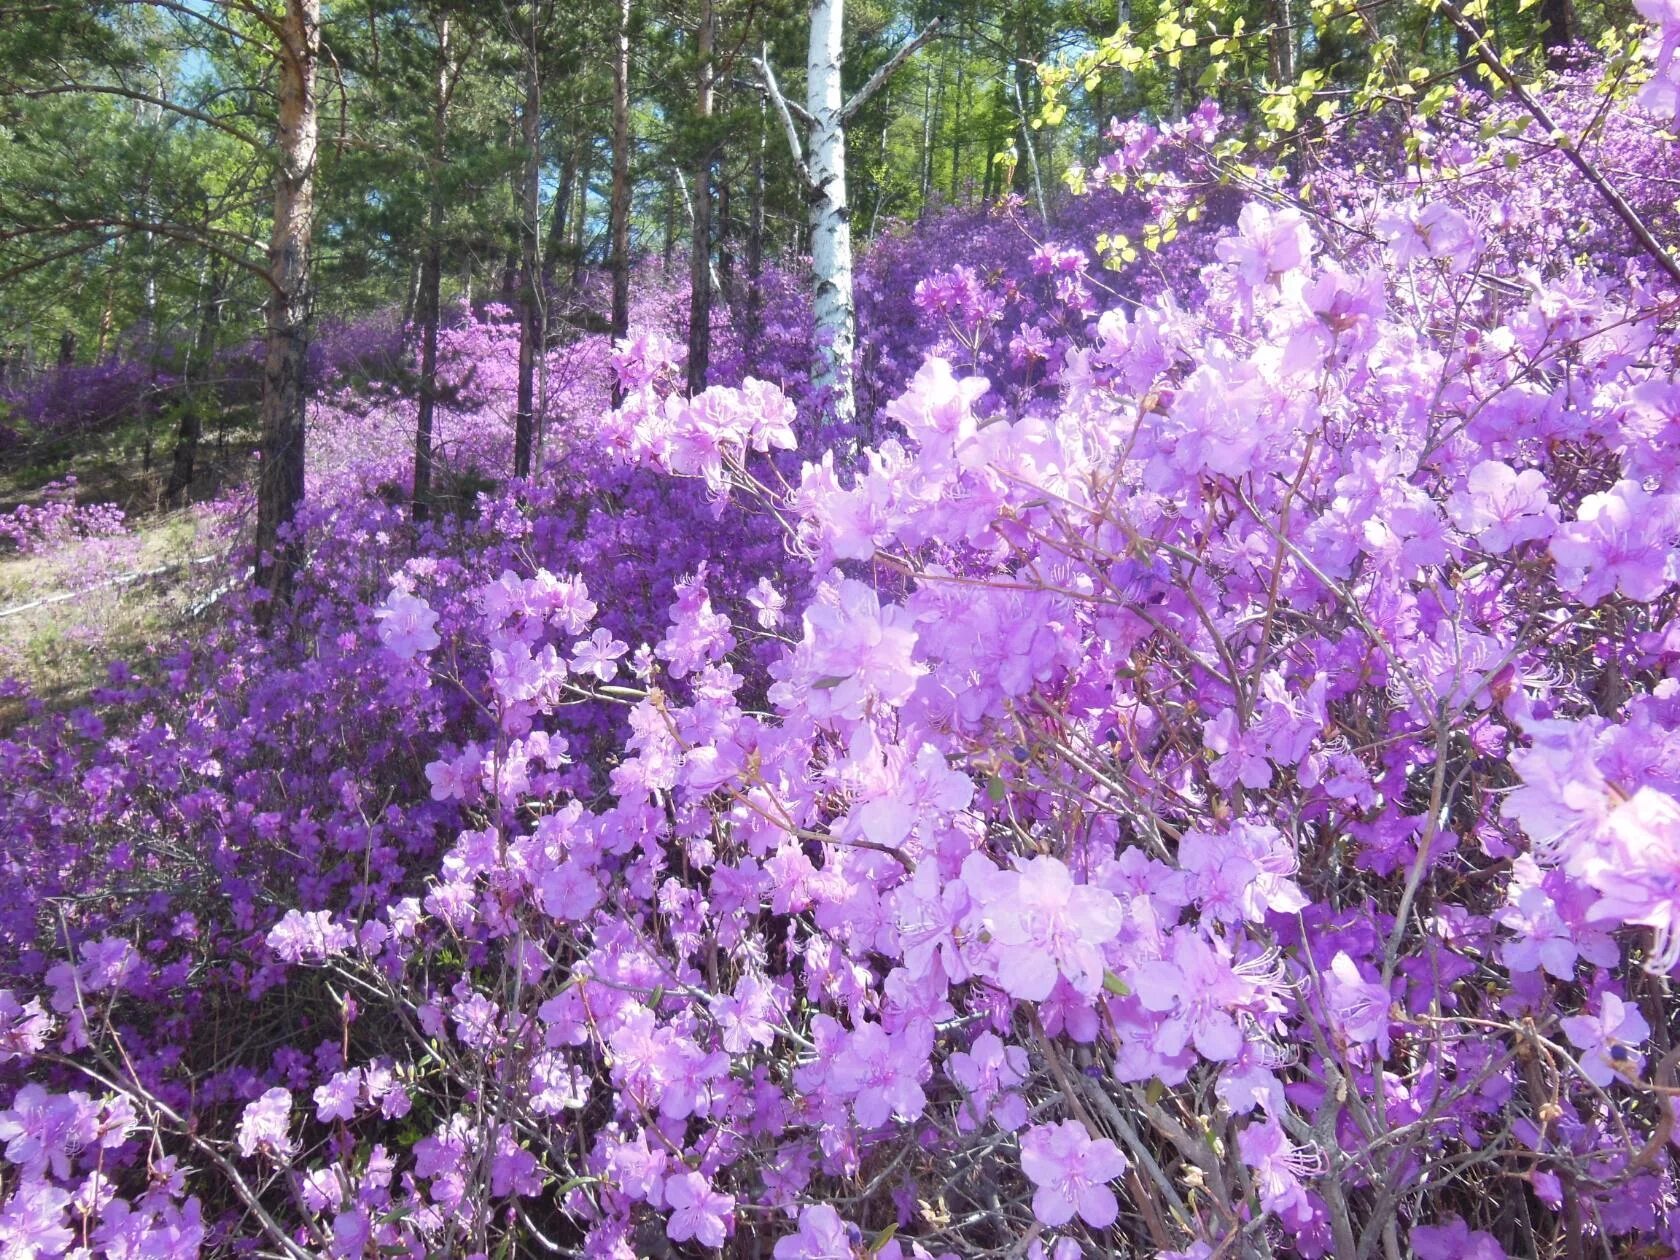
(772, 1204, 856, 1259)
(978, 855, 1123, 1001)
(1560, 992, 1651, 1087)
(664, 1171, 734, 1248)
(236, 1088, 295, 1161)
(1018, 1120, 1129, 1228)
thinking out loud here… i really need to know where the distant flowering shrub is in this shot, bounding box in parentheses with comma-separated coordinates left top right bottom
(2, 46, 1680, 1260)
(0, 478, 127, 554)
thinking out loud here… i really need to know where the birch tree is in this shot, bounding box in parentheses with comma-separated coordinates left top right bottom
(759, 3, 938, 431)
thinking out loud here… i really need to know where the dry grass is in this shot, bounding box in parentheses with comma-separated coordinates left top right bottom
(0, 411, 254, 727)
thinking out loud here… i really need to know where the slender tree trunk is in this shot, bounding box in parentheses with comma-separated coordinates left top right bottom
(1538, 0, 1575, 65)
(573, 142, 593, 285)
(514, 10, 542, 480)
(544, 142, 578, 284)
(1006, 9, 1048, 222)
(808, 0, 857, 430)
(94, 233, 131, 360)
(746, 91, 766, 344)
(414, 14, 452, 521)
(763, 3, 933, 430)
(918, 56, 934, 213)
(868, 119, 889, 238)
(254, 0, 320, 616)
(949, 38, 964, 204)
(982, 91, 1002, 203)
(717, 176, 734, 305)
(166, 257, 223, 505)
(400, 258, 421, 329)
(687, 0, 715, 395)
(1269, 0, 1296, 92)
(1011, 65, 1047, 226)
(609, 0, 632, 365)
(664, 182, 677, 267)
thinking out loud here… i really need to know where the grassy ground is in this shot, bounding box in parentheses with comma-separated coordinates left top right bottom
(0, 406, 257, 726)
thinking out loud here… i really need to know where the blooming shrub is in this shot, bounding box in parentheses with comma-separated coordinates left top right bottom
(2, 44, 1680, 1260)
(0, 478, 127, 555)
(0, 358, 178, 440)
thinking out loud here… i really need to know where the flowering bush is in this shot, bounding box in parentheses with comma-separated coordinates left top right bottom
(2, 43, 1680, 1260)
(0, 358, 179, 441)
(0, 478, 127, 555)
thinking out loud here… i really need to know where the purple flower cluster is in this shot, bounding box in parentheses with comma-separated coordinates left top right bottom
(0, 478, 127, 555)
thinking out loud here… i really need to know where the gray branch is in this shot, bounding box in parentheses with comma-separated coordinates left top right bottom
(840, 19, 942, 124)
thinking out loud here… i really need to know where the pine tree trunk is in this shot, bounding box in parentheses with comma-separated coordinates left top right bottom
(808, 0, 857, 431)
(414, 15, 451, 521)
(687, 0, 715, 395)
(982, 90, 1002, 203)
(166, 258, 223, 506)
(544, 143, 578, 284)
(254, 0, 319, 617)
(573, 142, 593, 286)
(1539, 0, 1575, 65)
(514, 18, 542, 480)
(717, 176, 734, 306)
(609, 0, 633, 364)
(949, 39, 964, 204)
(746, 93, 766, 344)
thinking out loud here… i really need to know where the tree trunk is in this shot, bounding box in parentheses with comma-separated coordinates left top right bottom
(414, 14, 452, 521)
(949, 38, 964, 204)
(687, 0, 715, 395)
(573, 141, 593, 285)
(808, 0, 857, 430)
(253, 0, 320, 616)
(513, 14, 542, 480)
(1009, 14, 1047, 224)
(166, 257, 223, 506)
(982, 90, 1002, 203)
(717, 176, 734, 306)
(746, 92, 766, 344)
(609, 0, 632, 350)
(400, 258, 421, 330)
(1538, 0, 1575, 65)
(94, 233, 130, 361)
(543, 142, 578, 285)
(1269, 0, 1296, 94)
(918, 54, 934, 212)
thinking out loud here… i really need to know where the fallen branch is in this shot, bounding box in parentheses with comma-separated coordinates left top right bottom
(0, 553, 225, 621)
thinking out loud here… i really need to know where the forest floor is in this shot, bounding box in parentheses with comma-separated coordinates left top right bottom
(0, 412, 256, 725)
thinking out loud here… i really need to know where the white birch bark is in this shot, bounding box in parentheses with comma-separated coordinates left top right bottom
(806, 0, 855, 429)
(759, 9, 938, 435)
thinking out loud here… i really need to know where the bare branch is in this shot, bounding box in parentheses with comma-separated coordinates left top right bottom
(840, 18, 941, 124)
(0, 231, 121, 285)
(0, 219, 278, 294)
(219, 0, 290, 45)
(1437, 0, 1680, 289)
(4, 82, 263, 147)
(754, 48, 814, 191)
(112, 0, 272, 50)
